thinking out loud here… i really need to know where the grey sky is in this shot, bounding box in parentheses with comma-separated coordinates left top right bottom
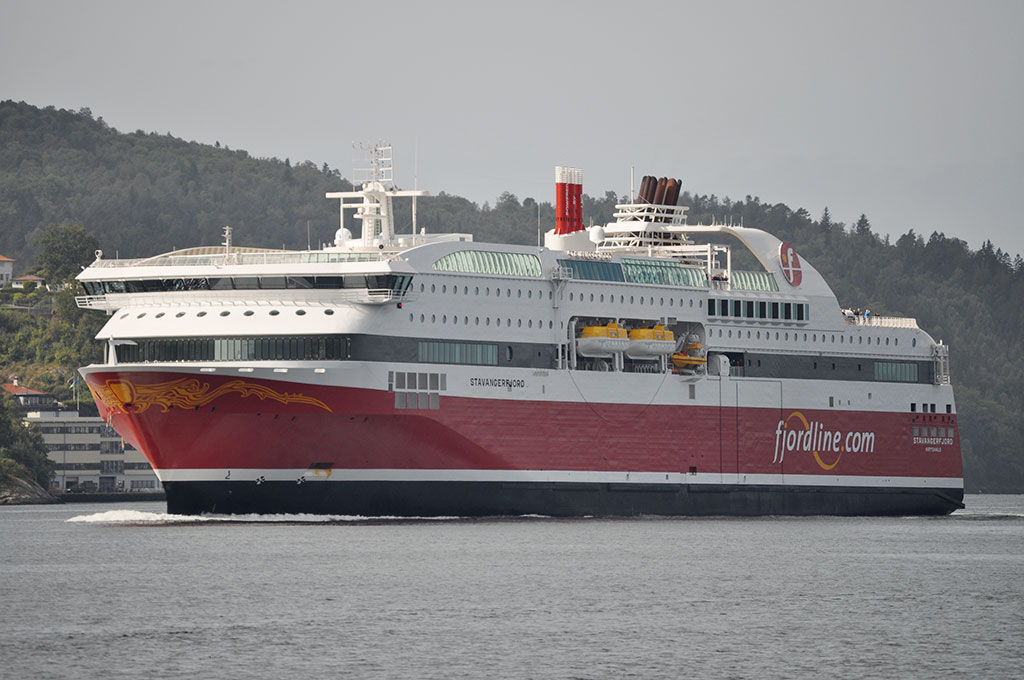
(3, 0, 1022, 255)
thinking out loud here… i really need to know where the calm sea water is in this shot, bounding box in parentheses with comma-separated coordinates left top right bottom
(1, 496, 1022, 680)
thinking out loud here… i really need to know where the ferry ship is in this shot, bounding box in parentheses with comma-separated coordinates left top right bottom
(76, 147, 964, 516)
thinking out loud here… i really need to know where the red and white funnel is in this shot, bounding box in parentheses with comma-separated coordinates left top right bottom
(555, 166, 584, 235)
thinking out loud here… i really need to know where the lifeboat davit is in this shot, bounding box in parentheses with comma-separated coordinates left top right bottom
(626, 326, 676, 359)
(577, 323, 630, 357)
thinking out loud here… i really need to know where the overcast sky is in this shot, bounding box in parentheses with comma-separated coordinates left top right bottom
(3, 0, 1022, 255)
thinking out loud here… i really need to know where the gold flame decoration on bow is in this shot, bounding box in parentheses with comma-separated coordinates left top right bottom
(89, 377, 332, 414)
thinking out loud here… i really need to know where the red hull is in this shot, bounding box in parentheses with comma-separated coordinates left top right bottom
(83, 370, 963, 482)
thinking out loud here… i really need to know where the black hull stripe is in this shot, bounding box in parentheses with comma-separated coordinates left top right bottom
(164, 481, 964, 517)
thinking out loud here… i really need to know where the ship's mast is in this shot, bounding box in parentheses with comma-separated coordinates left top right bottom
(325, 143, 429, 249)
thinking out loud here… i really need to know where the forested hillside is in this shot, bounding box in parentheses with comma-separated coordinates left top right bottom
(1, 100, 1021, 492)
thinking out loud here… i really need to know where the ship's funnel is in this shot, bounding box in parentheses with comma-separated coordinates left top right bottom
(555, 166, 585, 234)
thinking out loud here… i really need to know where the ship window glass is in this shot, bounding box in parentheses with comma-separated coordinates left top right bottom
(418, 341, 498, 366)
(433, 251, 542, 277)
(260, 276, 286, 289)
(720, 299, 730, 316)
(758, 301, 767, 319)
(708, 299, 716, 316)
(744, 301, 754, 318)
(770, 302, 779, 319)
(732, 300, 742, 317)
(874, 361, 919, 382)
(729, 270, 779, 292)
(783, 303, 792, 320)
(621, 258, 707, 287)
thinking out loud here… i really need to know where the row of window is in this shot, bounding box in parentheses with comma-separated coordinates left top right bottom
(389, 371, 447, 392)
(46, 443, 101, 451)
(418, 341, 499, 366)
(710, 298, 809, 322)
(433, 250, 542, 277)
(36, 425, 105, 434)
(874, 361, 919, 383)
(83, 274, 412, 295)
(131, 479, 158, 489)
(913, 426, 954, 438)
(712, 326, 909, 349)
(116, 336, 351, 363)
(911, 403, 951, 413)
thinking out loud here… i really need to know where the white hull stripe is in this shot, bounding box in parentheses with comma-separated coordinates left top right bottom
(156, 468, 964, 489)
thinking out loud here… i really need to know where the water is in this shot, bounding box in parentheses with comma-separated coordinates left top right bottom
(2, 496, 1022, 679)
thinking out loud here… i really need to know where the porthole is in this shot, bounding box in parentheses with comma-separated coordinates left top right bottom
(269, 310, 279, 316)
(155, 312, 165, 318)
(296, 310, 305, 316)
(454, 316, 459, 325)
(420, 314, 425, 322)
(518, 319, 522, 327)
(197, 311, 207, 317)
(409, 313, 414, 322)
(756, 331, 761, 339)
(886, 337, 890, 345)
(452, 286, 457, 295)
(528, 290, 533, 299)
(442, 285, 446, 293)
(486, 317, 491, 326)
(464, 286, 469, 295)
(669, 298, 673, 307)
(496, 288, 502, 298)
(137, 313, 146, 318)
(590, 293, 594, 302)
(894, 338, 899, 346)
(785, 332, 789, 340)
(840, 336, 844, 343)
(569, 293, 574, 301)
(464, 316, 468, 325)
(630, 296, 635, 304)
(442, 314, 447, 323)
(475, 287, 480, 295)
(431, 284, 436, 293)
(728, 330, 732, 338)
(600, 294, 605, 302)
(324, 309, 334, 316)
(747, 331, 751, 339)
(689, 299, 693, 307)
(486, 287, 491, 296)
(431, 314, 436, 323)
(803, 333, 807, 341)
(495, 318, 501, 327)
(506, 289, 511, 297)
(244, 311, 254, 317)
(831, 334, 835, 343)
(859, 336, 863, 344)
(517, 289, 522, 298)
(475, 317, 480, 326)
(775, 332, 780, 340)
(549, 321, 553, 329)
(220, 311, 230, 317)
(813, 334, 817, 342)
(912, 338, 916, 347)
(660, 297, 664, 306)
(120, 313, 128, 319)
(867, 337, 872, 345)
(640, 296, 645, 305)
(175, 312, 185, 318)
(528, 320, 533, 328)
(420, 283, 425, 292)
(507, 318, 511, 327)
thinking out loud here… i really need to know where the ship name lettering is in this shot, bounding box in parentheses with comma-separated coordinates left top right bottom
(470, 377, 526, 389)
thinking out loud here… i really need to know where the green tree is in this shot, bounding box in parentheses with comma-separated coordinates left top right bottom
(0, 395, 52, 487)
(35, 223, 99, 283)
